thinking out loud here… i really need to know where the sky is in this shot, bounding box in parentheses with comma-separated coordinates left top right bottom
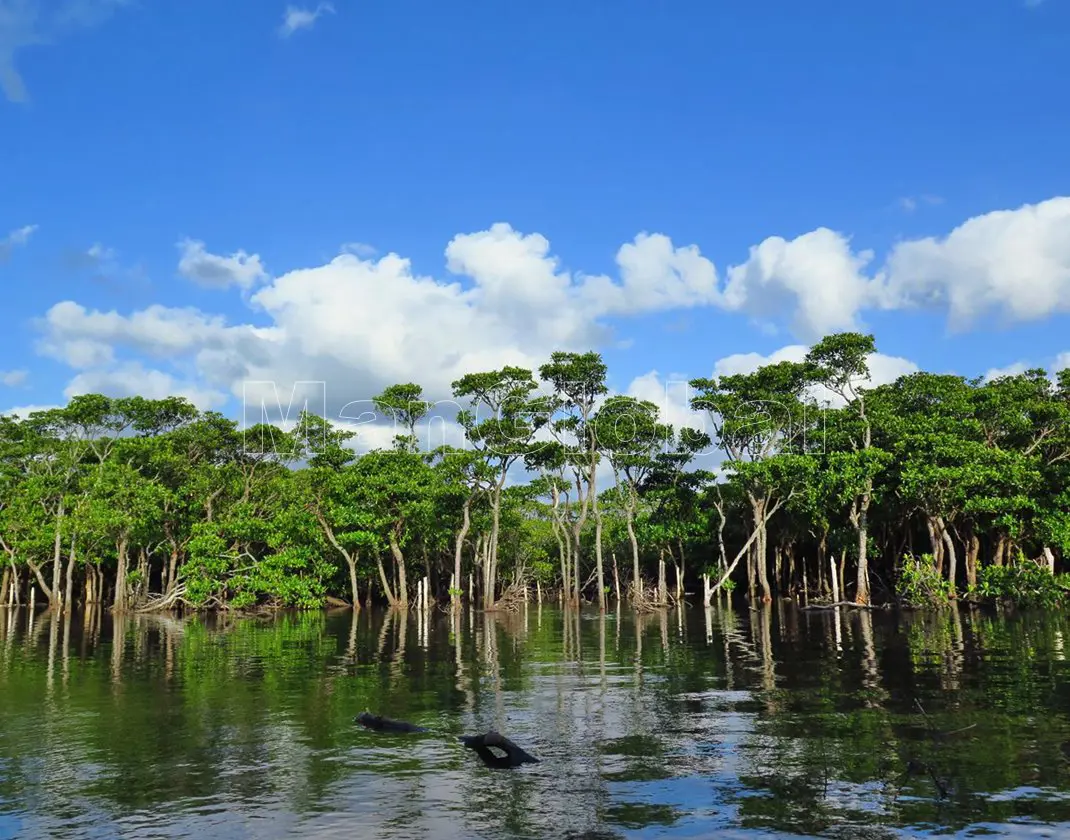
(2, 0, 1069, 450)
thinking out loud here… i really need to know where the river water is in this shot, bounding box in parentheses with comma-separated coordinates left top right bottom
(2, 603, 1070, 839)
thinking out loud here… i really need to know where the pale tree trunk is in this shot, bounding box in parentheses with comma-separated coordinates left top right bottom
(591, 460, 605, 612)
(50, 500, 65, 611)
(113, 536, 129, 612)
(854, 404, 874, 604)
(388, 527, 408, 608)
(939, 517, 957, 594)
(453, 495, 472, 610)
(677, 537, 686, 600)
(1043, 546, 1056, 574)
(658, 550, 667, 604)
(854, 498, 871, 604)
(487, 478, 508, 610)
(166, 546, 180, 595)
(63, 535, 77, 614)
(612, 552, 621, 603)
(627, 491, 642, 601)
(750, 494, 771, 603)
(349, 554, 361, 609)
(376, 556, 398, 607)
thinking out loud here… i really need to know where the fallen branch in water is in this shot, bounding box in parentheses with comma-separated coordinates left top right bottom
(800, 601, 888, 611)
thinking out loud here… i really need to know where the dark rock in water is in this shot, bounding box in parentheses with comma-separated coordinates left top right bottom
(459, 730, 539, 768)
(356, 712, 428, 733)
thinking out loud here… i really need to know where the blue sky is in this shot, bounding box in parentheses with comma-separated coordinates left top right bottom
(2, 0, 1069, 440)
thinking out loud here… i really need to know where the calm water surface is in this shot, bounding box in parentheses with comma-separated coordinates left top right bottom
(3, 603, 1070, 839)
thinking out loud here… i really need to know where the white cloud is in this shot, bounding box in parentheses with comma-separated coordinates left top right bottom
(0, 0, 133, 102)
(721, 228, 883, 340)
(711, 344, 919, 407)
(1, 404, 61, 420)
(32, 225, 735, 434)
(0, 369, 28, 387)
(983, 362, 1030, 382)
(583, 233, 722, 315)
(27, 203, 1070, 431)
(0, 223, 37, 259)
(177, 239, 267, 290)
(624, 370, 706, 434)
(712, 195, 1070, 340)
(278, 2, 334, 38)
(64, 362, 227, 410)
(983, 353, 1070, 383)
(882, 196, 1070, 330)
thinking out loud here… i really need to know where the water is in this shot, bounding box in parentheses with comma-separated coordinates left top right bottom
(2, 603, 1070, 839)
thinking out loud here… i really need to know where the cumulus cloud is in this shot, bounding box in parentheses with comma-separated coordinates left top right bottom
(177, 239, 268, 290)
(64, 362, 228, 410)
(711, 344, 919, 407)
(277, 2, 333, 38)
(1, 403, 61, 419)
(0, 0, 133, 102)
(984, 353, 1070, 383)
(0, 223, 37, 259)
(721, 228, 883, 340)
(716, 195, 1070, 339)
(882, 196, 1070, 330)
(983, 362, 1030, 382)
(0, 369, 28, 387)
(28, 201, 1070, 435)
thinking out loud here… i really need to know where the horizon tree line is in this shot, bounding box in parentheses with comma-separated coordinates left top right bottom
(1, 332, 1068, 614)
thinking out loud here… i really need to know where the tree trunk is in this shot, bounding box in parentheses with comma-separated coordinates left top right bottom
(855, 501, 871, 605)
(27, 559, 53, 605)
(966, 532, 980, 589)
(830, 549, 841, 603)
(658, 550, 667, 604)
(939, 517, 957, 595)
(348, 553, 361, 609)
(927, 515, 944, 574)
(677, 537, 686, 600)
(591, 466, 605, 612)
(50, 500, 65, 610)
(113, 536, 129, 612)
(166, 547, 179, 595)
(376, 555, 398, 607)
(627, 498, 641, 601)
(488, 482, 505, 611)
(749, 494, 771, 603)
(453, 496, 472, 610)
(1, 566, 9, 607)
(612, 552, 621, 603)
(388, 527, 408, 608)
(1042, 546, 1056, 574)
(593, 506, 606, 611)
(63, 536, 77, 614)
(993, 533, 1006, 567)
(817, 532, 828, 598)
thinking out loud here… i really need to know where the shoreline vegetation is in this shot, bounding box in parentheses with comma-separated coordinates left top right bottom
(0, 333, 1067, 617)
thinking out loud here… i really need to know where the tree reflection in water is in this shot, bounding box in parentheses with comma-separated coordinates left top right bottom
(2, 603, 1070, 838)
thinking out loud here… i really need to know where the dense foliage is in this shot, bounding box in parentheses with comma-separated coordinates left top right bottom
(1, 334, 1067, 613)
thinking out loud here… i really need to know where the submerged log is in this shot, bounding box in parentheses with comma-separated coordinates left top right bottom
(459, 731, 539, 768)
(355, 712, 428, 733)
